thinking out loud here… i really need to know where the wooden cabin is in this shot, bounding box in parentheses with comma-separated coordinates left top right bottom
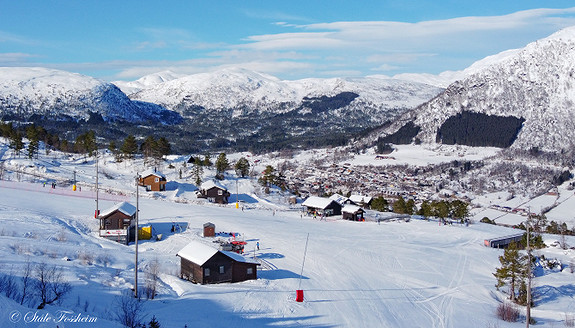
(177, 241, 259, 284)
(301, 196, 342, 216)
(349, 194, 373, 209)
(138, 170, 167, 192)
(342, 204, 365, 221)
(98, 202, 137, 245)
(197, 181, 231, 204)
(329, 194, 355, 206)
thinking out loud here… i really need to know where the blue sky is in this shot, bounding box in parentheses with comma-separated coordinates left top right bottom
(2, 1, 575, 81)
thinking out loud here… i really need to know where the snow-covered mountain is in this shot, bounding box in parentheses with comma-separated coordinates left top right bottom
(375, 26, 575, 153)
(0, 67, 180, 124)
(129, 68, 441, 119)
(113, 70, 186, 95)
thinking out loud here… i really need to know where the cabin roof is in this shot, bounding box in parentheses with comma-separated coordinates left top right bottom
(177, 241, 258, 266)
(200, 180, 227, 191)
(99, 201, 136, 218)
(350, 194, 373, 204)
(302, 196, 337, 209)
(140, 169, 166, 179)
(342, 204, 364, 214)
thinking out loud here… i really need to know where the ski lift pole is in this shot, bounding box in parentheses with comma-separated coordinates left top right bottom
(297, 233, 309, 302)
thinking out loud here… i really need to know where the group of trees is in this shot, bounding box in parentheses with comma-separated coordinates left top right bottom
(1, 120, 173, 162)
(0, 261, 71, 309)
(258, 165, 287, 193)
(379, 196, 469, 220)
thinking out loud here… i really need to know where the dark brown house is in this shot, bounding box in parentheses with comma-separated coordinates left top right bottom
(197, 181, 231, 204)
(177, 241, 259, 284)
(342, 204, 365, 221)
(301, 196, 342, 216)
(138, 170, 167, 192)
(98, 202, 137, 245)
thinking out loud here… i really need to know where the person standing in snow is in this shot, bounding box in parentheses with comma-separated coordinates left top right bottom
(256, 241, 260, 250)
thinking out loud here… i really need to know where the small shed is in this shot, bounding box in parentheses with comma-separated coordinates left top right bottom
(139, 170, 167, 192)
(301, 196, 342, 216)
(98, 202, 137, 245)
(203, 222, 215, 237)
(197, 181, 231, 204)
(342, 204, 365, 221)
(177, 241, 259, 284)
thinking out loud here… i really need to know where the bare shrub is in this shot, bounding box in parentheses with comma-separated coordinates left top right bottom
(566, 313, 575, 327)
(96, 254, 112, 267)
(570, 260, 575, 274)
(20, 260, 32, 305)
(78, 251, 94, 265)
(114, 290, 145, 328)
(144, 259, 160, 300)
(56, 229, 67, 242)
(0, 273, 18, 300)
(496, 302, 520, 322)
(35, 263, 72, 309)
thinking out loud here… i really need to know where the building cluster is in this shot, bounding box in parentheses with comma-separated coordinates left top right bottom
(283, 162, 440, 203)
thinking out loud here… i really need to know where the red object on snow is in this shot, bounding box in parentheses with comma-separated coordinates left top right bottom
(296, 290, 304, 302)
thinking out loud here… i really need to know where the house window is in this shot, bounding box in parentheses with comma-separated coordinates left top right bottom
(204, 268, 210, 276)
(219, 265, 225, 274)
(155, 177, 159, 182)
(218, 189, 223, 196)
(247, 267, 253, 275)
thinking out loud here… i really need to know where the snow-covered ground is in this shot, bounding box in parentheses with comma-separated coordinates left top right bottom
(0, 141, 575, 327)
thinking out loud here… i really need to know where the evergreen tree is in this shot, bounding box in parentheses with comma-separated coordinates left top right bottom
(371, 196, 388, 212)
(258, 165, 276, 188)
(191, 163, 203, 187)
(156, 137, 171, 159)
(121, 135, 138, 159)
(75, 130, 97, 157)
(148, 315, 161, 328)
(215, 153, 228, 180)
(493, 242, 527, 302)
(9, 130, 24, 156)
(432, 200, 450, 218)
(405, 199, 415, 215)
(392, 196, 407, 214)
(203, 154, 212, 167)
(234, 157, 250, 178)
(26, 125, 40, 159)
(417, 200, 432, 217)
(141, 136, 157, 161)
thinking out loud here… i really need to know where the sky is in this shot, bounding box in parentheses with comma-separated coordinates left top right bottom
(2, 1, 575, 81)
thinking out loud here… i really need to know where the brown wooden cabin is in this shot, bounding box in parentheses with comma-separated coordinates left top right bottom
(138, 170, 167, 192)
(177, 241, 259, 284)
(197, 181, 231, 204)
(301, 196, 342, 216)
(342, 204, 365, 221)
(98, 202, 137, 245)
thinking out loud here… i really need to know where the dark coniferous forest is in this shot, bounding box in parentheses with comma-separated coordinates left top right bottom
(436, 111, 525, 148)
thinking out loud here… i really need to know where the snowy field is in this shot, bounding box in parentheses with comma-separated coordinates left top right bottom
(0, 142, 575, 327)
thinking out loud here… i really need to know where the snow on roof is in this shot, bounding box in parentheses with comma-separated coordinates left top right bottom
(201, 180, 228, 191)
(350, 194, 373, 204)
(176, 241, 218, 266)
(302, 196, 335, 209)
(221, 251, 260, 265)
(140, 169, 166, 179)
(342, 204, 364, 214)
(99, 201, 136, 218)
(177, 241, 260, 265)
(329, 194, 349, 205)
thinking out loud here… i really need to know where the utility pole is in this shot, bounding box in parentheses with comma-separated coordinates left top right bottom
(526, 220, 532, 327)
(134, 173, 140, 299)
